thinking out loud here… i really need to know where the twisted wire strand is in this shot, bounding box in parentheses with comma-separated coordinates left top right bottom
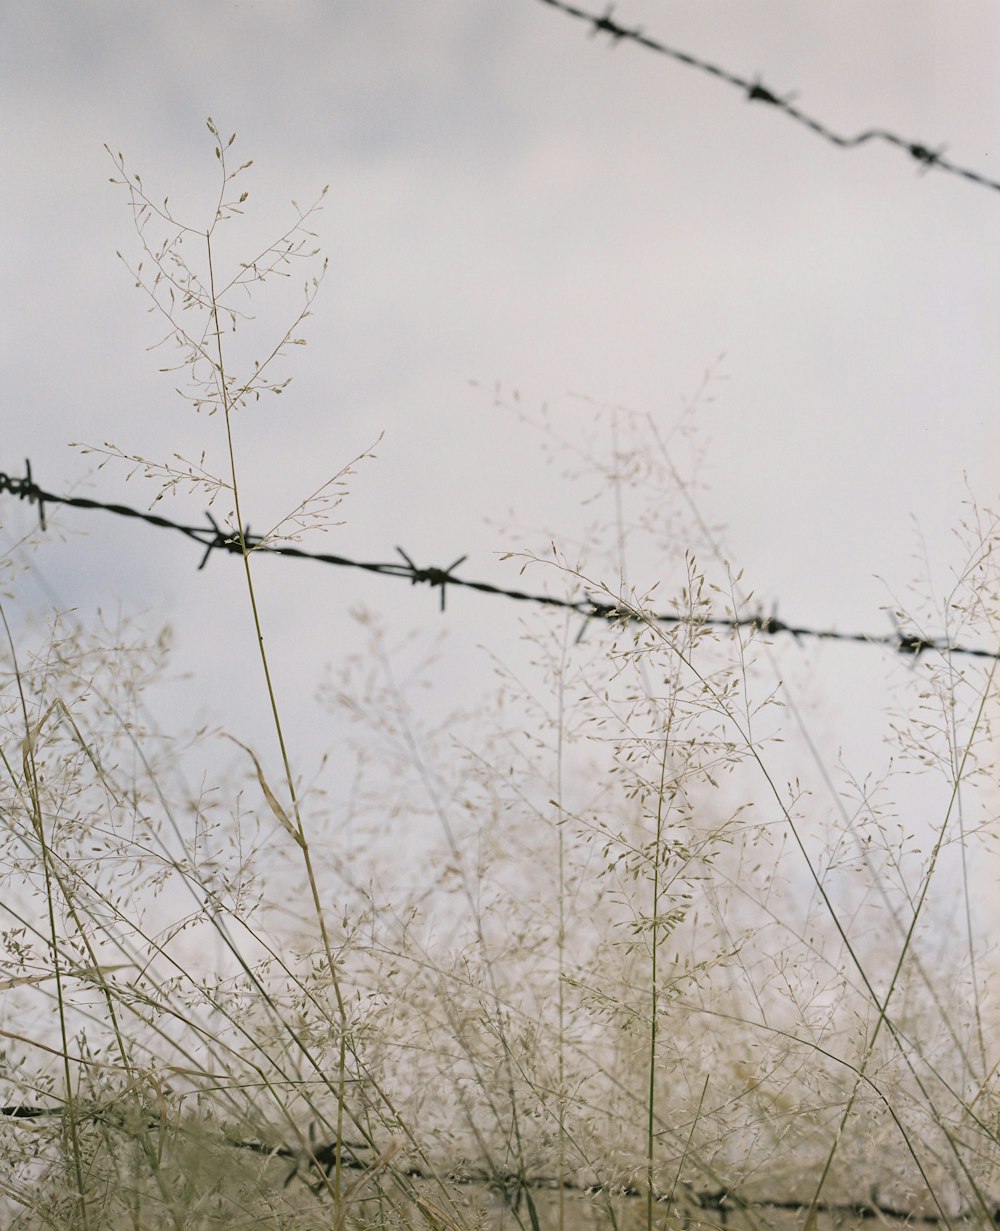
(2, 464, 996, 662)
(0, 1104, 972, 1221)
(536, 0, 1000, 196)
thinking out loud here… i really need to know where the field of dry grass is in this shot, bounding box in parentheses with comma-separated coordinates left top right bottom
(2, 126, 998, 1231)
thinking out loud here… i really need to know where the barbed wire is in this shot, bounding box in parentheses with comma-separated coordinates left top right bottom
(0, 1103, 977, 1224)
(535, 0, 1000, 197)
(2, 463, 997, 662)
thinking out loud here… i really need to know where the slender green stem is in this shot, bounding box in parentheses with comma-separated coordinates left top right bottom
(1, 607, 91, 1231)
(803, 657, 998, 1229)
(646, 732, 671, 1231)
(206, 228, 351, 1225)
(558, 848, 566, 1231)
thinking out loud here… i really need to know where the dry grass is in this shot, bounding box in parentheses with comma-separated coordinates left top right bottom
(2, 125, 999, 1231)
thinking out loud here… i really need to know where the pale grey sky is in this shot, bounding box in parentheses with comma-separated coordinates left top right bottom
(2, 2, 997, 878)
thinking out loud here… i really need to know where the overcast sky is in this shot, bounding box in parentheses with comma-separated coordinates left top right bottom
(2, 2, 998, 886)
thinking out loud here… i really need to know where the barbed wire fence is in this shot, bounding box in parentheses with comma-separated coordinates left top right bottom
(0, 1103, 969, 1227)
(3, 19, 998, 1229)
(4, 453, 994, 1227)
(2, 463, 997, 663)
(535, 0, 1000, 197)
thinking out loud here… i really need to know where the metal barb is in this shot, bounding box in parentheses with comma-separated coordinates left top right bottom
(26, 459, 46, 529)
(396, 548, 468, 610)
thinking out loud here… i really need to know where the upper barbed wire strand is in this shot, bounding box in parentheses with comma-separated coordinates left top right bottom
(535, 0, 1000, 196)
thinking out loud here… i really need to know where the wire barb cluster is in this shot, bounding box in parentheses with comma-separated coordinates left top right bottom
(2, 463, 996, 662)
(537, 0, 1000, 196)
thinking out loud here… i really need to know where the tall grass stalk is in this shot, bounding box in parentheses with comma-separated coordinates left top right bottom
(205, 214, 351, 1224)
(100, 118, 359, 1220)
